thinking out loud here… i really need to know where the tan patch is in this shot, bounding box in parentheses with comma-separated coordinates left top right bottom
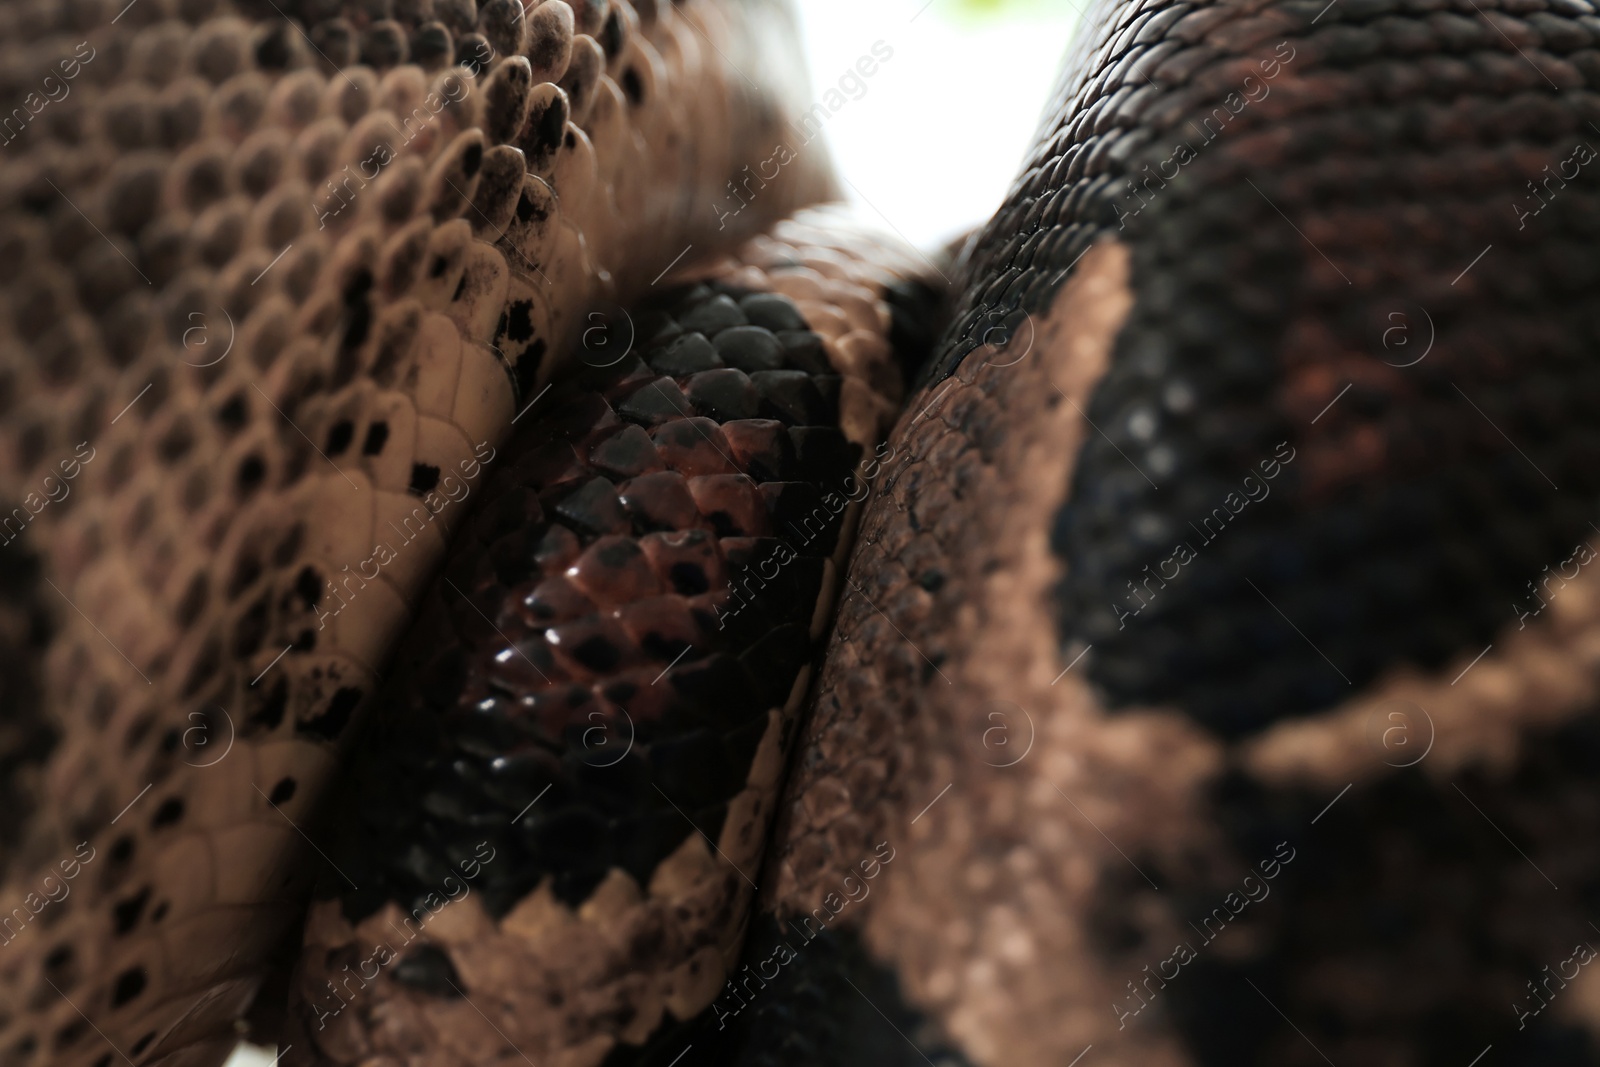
(0, 0, 839, 1060)
(280, 210, 936, 1065)
(764, 240, 1239, 1064)
(1245, 556, 1600, 787)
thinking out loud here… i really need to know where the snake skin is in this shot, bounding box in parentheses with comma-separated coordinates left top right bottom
(7, 0, 1600, 1063)
(753, 0, 1600, 1063)
(0, 0, 833, 1063)
(281, 213, 926, 1067)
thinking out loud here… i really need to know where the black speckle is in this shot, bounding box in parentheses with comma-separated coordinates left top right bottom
(255, 22, 293, 68)
(669, 562, 709, 594)
(237, 455, 265, 494)
(410, 463, 441, 496)
(109, 836, 135, 866)
(362, 421, 389, 454)
(393, 944, 466, 997)
(571, 635, 621, 672)
(216, 394, 247, 431)
(515, 338, 547, 396)
(54, 1018, 89, 1050)
(297, 686, 361, 740)
(269, 777, 297, 805)
(151, 798, 184, 829)
(248, 677, 289, 734)
(601, 11, 624, 58)
(112, 889, 150, 935)
(295, 566, 322, 608)
(621, 67, 643, 105)
(516, 190, 548, 224)
(564, 130, 575, 149)
(505, 299, 536, 343)
(530, 100, 566, 158)
(325, 420, 354, 455)
(110, 966, 147, 1007)
(917, 569, 946, 592)
(341, 270, 374, 351)
(452, 273, 469, 302)
(429, 254, 449, 278)
(462, 142, 483, 176)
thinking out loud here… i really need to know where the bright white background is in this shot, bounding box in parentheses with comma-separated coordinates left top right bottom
(794, 0, 1079, 250)
(225, 2, 1078, 1063)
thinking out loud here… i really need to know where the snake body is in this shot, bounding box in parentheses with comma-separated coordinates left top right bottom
(0, 1, 835, 1062)
(6, 0, 1600, 1064)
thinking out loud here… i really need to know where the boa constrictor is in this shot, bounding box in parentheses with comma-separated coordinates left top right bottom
(4, 0, 1600, 1065)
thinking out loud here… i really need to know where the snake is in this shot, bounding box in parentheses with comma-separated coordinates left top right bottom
(5, 0, 1600, 1063)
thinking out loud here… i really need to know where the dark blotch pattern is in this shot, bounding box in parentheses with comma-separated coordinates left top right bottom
(328, 282, 861, 921)
(1128, 712, 1600, 1066)
(0, 544, 56, 885)
(684, 920, 976, 1067)
(916, 0, 1600, 737)
(391, 944, 467, 998)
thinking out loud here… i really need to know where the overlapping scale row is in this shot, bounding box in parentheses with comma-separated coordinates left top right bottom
(282, 209, 927, 1067)
(908, 0, 1600, 735)
(336, 280, 860, 922)
(753, 0, 1600, 1062)
(0, 0, 830, 1063)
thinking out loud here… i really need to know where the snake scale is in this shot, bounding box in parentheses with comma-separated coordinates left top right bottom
(5, 0, 1600, 1063)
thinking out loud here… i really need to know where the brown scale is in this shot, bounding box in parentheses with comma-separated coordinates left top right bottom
(278, 211, 926, 1067)
(0, 0, 833, 1063)
(753, 0, 1600, 1063)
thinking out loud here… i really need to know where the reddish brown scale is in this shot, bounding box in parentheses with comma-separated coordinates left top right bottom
(619, 471, 704, 531)
(316, 279, 876, 934)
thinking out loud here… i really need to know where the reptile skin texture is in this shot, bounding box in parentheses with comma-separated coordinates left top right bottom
(6, 0, 1600, 1064)
(282, 216, 926, 1066)
(751, 0, 1600, 1063)
(0, 0, 835, 1064)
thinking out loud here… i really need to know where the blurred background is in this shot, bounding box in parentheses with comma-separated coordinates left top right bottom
(792, 0, 1077, 250)
(224, 0, 1078, 1062)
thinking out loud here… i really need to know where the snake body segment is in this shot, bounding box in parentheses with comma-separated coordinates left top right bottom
(0, 0, 829, 1063)
(8, 0, 1600, 1065)
(283, 211, 926, 1067)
